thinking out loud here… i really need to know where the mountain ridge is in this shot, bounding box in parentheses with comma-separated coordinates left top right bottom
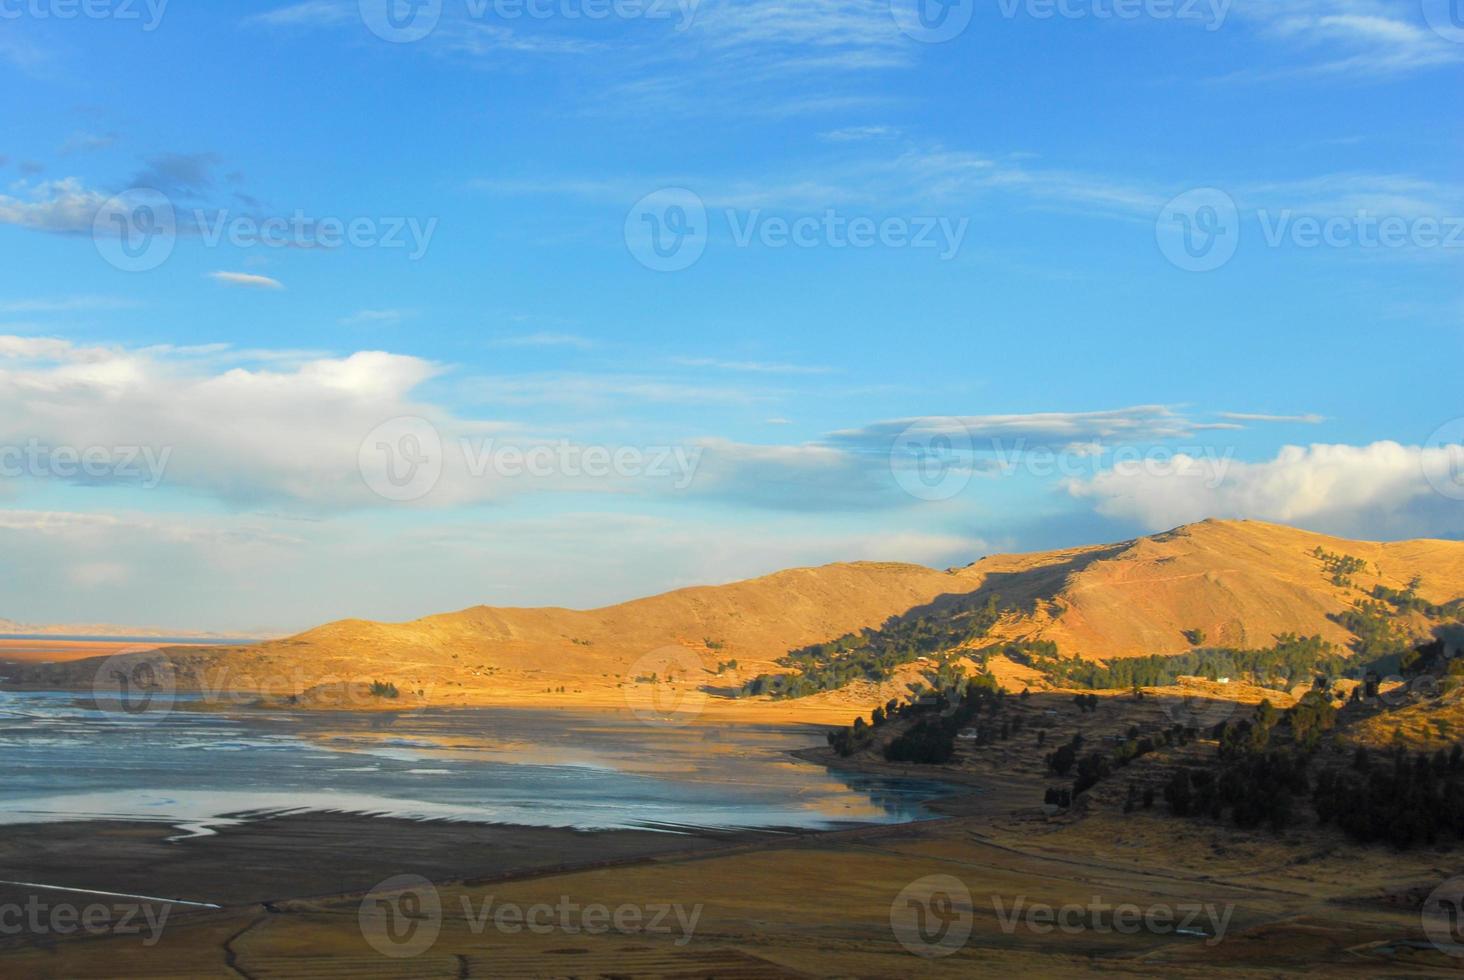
(7, 519, 1463, 715)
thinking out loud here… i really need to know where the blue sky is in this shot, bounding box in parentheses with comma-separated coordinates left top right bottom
(0, 0, 1461, 631)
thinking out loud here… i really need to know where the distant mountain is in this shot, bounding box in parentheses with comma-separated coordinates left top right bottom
(8, 520, 1462, 712)
(0, 618, 275, 640)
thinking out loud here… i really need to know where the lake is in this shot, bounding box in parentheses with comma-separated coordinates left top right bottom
(0, 691, 953, 836)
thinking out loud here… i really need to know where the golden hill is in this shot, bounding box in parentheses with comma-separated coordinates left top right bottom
(958, 518, 1464, 659)
(7, 519, 1463, 716)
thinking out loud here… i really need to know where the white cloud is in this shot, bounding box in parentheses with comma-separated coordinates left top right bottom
(209, 272, 285, 290)
(0, 179, 109, 234)
(1069, 441, 1464, 540)
(0, 338, 454, 508)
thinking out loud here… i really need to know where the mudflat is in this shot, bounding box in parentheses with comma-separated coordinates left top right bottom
(0, 704, 1453, 978)
(0, 638, 169, 666)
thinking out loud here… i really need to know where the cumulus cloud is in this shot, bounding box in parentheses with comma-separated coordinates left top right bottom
(0, 338, 458, 508)
(1069, 441, 1464, 540)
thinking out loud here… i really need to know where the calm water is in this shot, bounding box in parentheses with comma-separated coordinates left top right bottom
(0, 692, 952, 836)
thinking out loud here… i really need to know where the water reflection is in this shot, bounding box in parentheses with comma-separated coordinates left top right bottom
(0, 692, 956, 834)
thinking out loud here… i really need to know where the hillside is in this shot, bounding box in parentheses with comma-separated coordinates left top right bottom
(7, 519, 1463, 716)
(956, 519, 1464, 659)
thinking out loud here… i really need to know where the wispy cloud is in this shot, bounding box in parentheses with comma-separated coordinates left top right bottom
(0, 296, 140, 314)
(132, 152, 224, 200)
(1227, 0, 1463, 79)
(1217, 411, 1327, 424)
(464, 371, 776, 406)
(490, 332, 597, 350)
(209, 271, 285, 290)
(340, 308, 413, 326)
(244, 2, 600, 55)
(829, 407, 1200, 453)
(478, 147, 1464, 245)
(672, 356, 833, 375)
(243, 0, 354, 29)
(820, 125, 901, 142)
(59, 131, 119, 155)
